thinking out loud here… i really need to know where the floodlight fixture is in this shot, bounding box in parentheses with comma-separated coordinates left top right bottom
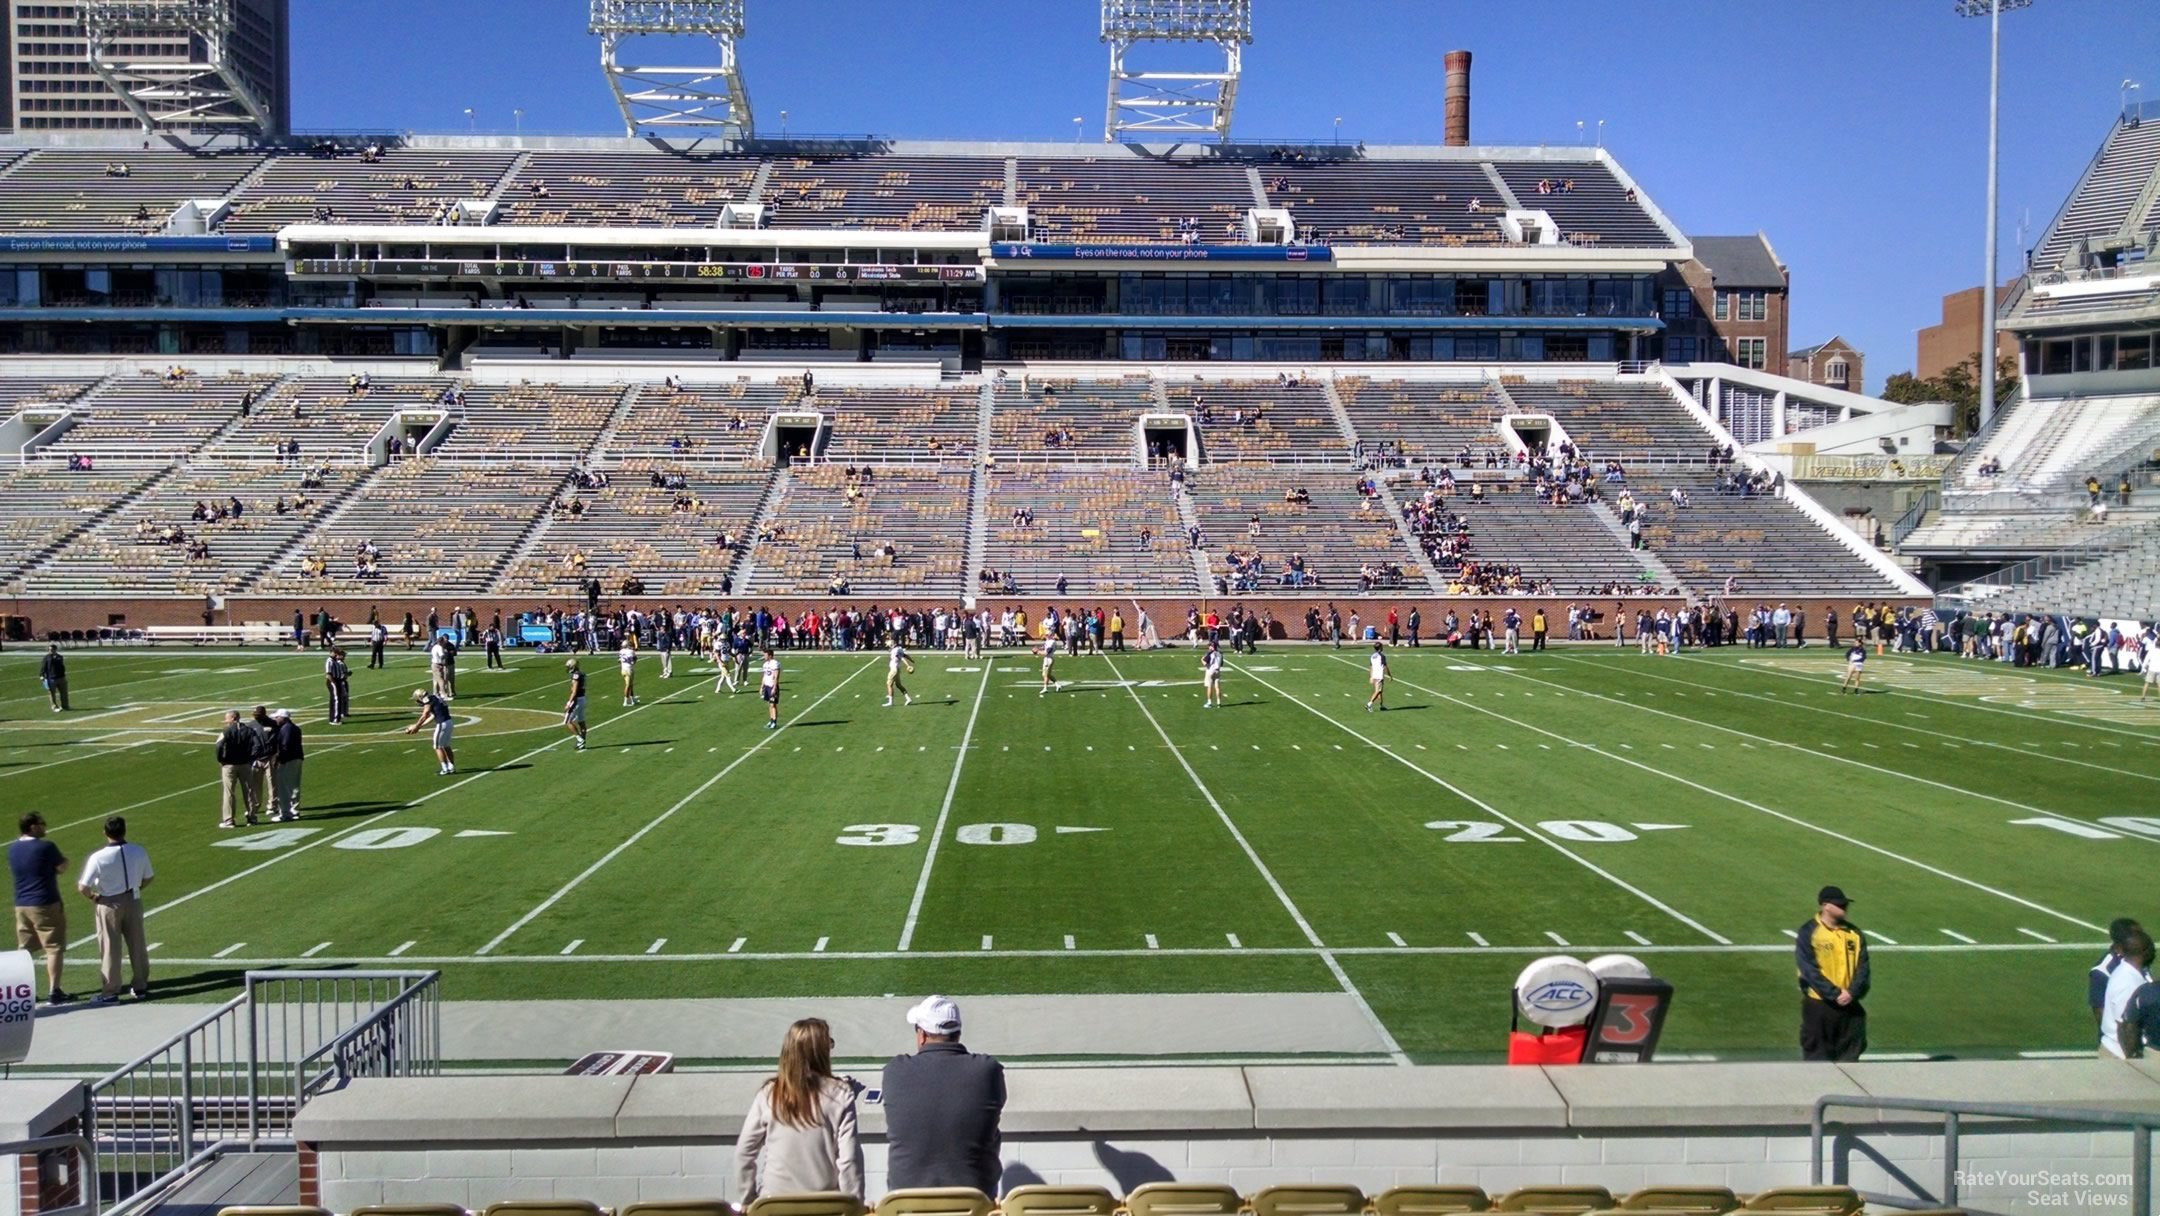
(589, 0, 753, 138)
(1100, 0, 1253, 142)
(79, 0, 277, 135)
(1955, 0, 2034, 430)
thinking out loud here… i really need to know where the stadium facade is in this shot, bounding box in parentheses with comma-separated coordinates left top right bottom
(0, 131, 1941, 635)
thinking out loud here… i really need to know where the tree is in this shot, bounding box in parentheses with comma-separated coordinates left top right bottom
(1873, 354, 2019, 435)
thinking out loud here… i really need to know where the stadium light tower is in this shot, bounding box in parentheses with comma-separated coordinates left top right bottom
(589, 0, 753, 139)
(78, 0, 277, 135)
(1101, 0, 1253, 143)
(1956, 0, 2032, 431)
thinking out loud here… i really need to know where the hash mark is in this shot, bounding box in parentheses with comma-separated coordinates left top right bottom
(1226, 933, 1243, 948)
(1544, 931, 1570, 946)
(646, 938, 667, 954)
(1940, 929, 1977, 944)
(981, 935, 994, 951)
(301, 941, 331, 958)
(1466, 932, 1488, 946)
(1874, 932, 1898, 945)
(560, 939, 583, 955)
(812, 936, 830, 952)
(1386, 931, 1407, 947)
(213, 942, 246, 958)
(1145, 934, 1160, 950)
(2018, 928, 2057, 943)
(389, 940, 415, 956)
(1063, 935, 1075, 950)
(1624, 931, 1652, 946)
(728, 937, 746, 953)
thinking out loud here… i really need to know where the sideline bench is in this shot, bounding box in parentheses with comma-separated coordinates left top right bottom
(140, 623, 291, 646)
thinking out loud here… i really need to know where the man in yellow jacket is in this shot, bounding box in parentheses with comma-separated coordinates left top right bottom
(1797, 885, 1871, 1061)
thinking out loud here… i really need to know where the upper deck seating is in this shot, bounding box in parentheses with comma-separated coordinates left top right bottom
(610, 380, 804, 461)
(0, 149, 265, 233)
(1188, 466, 1426, 592)
(222, 149, 520, 231)
(1016, 158, 1254, 244)
(264, 459, 565, 595)
(747, 465, 970, 596)
(493, 151, 760, 228)
(36, 463, 361, 595)
(982, 467, 1196, 594)
(498, 465, 772, 596)
(1263, 160, 1508, 246)
(990, 376, 1150, 459)
(819, 386, 979, 462)
(2034, 118, 2160, 270)
(1500, 379, 1714, 458)
(0, 376, 100, 417)
(0, 465, 155, 579)
(210, 377, 454, 459)
(431, 382, 623, 458)
(1163, 379, 1344, 463)
(1335, 377, 1503, 463)
(1490, 161, 1670, 246)
(56, 372, 283, 453)
(762, 156, 1005, 231)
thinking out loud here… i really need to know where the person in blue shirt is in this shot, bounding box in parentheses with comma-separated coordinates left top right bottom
(9, 812, 68, 1004)
(404, 689, 456, 775)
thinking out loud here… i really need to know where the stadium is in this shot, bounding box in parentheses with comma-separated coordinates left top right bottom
(0, 2, 2157, 1215)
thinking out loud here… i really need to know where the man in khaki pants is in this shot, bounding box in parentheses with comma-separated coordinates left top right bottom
(76, 816, 153, 1004)
(215, 709, 260, 828)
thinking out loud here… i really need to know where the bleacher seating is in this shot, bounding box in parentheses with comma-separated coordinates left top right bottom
(762, 156, 1006, 231)
(1262, 160, 1507, 245)
(1902, 507, 2159, 554)
(263, 459, 565, 595)
(1187, 467, 1428, 592)
(982, 467, 1197, 594)
(1164, 379, 1344, 463)
(1335, 377, 1502, 462)
(222, 149, 521, 231)
(0, 465, 156, 579)
(990, 377, 1150, 459)
(54, 372, 283, 453)
(1439, 486, 1648, 593)
(431, 382, 624, 458)
(747, 465, 970, 596)
(498, 466, 773, 597)
(0, 375, 100, 423)
(493, 151, 760, 228)
(1489, 161, 1670, 246)
(0, 149, 265, 233)
(1950, 393, 2160, 492)
(1635, 471, 1904, 597)
(210, 377, 454, 459)
(2032, 117, 2160, 271)
(1500, 379, 1716, 458)
(1017, 158, 1255, 244)
(34, 464, 362, 595)
(610, 380, 803, 461)
(819, 386, 980, 462)
(1981, 529, 2160, 619)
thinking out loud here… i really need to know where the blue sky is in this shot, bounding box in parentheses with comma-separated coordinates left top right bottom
(293, 1, 2160, 391)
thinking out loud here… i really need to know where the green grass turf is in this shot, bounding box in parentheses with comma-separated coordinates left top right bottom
(5, 639, 2157, 1064)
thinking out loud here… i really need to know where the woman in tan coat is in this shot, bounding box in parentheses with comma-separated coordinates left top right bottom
(734, 1018, 864, 1201)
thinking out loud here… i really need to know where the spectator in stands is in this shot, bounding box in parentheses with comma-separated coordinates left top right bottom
(734, 1018, 863, 1201)
(882, 995, 1005, 1194)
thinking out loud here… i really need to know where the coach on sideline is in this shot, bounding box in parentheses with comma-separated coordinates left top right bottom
(1797, 884, 1870, 1061)
(77, 816, 152, 1004)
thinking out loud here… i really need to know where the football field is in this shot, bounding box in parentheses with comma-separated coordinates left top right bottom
(5, 637, 2157, 1065)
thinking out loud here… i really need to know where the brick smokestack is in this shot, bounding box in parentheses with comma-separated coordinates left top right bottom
(1443, 50, 1472, 147)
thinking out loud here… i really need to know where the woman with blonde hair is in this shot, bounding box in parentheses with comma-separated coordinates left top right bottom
(733, 1018, 863, 1201)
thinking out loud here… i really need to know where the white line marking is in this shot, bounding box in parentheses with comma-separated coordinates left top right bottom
(1941, 929, 1977, 944)
(646, 938, 667, 954)
(813, 936, 830, 952)
(1783, 929, 1800, 939)
(475, 659, 877, 956)
(560, 939, 583, 955)
(1467, 932, 1488, 946)
(980, 935, 994, 951)
(300, 941, 331, 958)
(728, 937, 746, 953)
(1874, 933, 1898, 945)
(1624, 930, 1652, 946)
(212, 942, 246, 958)
(0, 738, 151, 780)
(1108, 655, 1408, 1065)
(1396, 661, 2108, 934)
(1386, 931, 1407, 947)
(147, 942, 161, 952)
(1283, 659, 1732, 945)
(899, 660, 996, 950)
(1144, 933, 1159, 950)
(389, 940, 415, 956)
(1544, 931, 1570, 946)
(1063, 934, 1075, 950)
(2018, 928, 2057, 943)
(1226, 933, 1243, 949)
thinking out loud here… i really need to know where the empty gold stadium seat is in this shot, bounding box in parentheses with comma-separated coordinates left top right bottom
(1371, 1185, 1490, 1215)
(745, 1194, 867, 1216)
(874, 1189, 993, 1216)
(1246, 1185, 1365, 1216)
(997, 1186, 1120, 1216)
(1121, 1183, 1245, 1216)
(217, 1207, 331, 1216)
(484, 1203, 607, 1216)
(621, 1202, 742, 1216)
(1735, 1190, 1859, 1215)
(1616, 1187, 1737, 1213)
(1492, 1187, 1613, 1214)
(352, 1206, 471, 1216)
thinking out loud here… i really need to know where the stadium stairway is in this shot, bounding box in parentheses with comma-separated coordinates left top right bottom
(1319, 377, 1361, 451)
(583, 383, 648, 464)
(481, 151, 535, 205)
(967, 382, 995, 580)
(1174, 483, 1213, 589)
(728, 468, 791, 590)
(1585, 498, 1683, 590)
(1367, 477, 1445, 592)
(3, 463, 175, 582)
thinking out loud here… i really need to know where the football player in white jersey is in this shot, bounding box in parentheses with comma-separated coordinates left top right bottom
(885, 641, 916, 707)
(1039, 635, 1059, 696)
(617, 636, 639, 706)
(1201, 638, 1225, 708)
(759, 648, 782, 729)
(1366, 641, 1390, 712)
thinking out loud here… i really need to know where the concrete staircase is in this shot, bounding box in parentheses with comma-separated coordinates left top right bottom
(9, 464, 179, 581)
(486, 471, 579, 591)
(1173, 484, 1212, 589)
(1586, 500, 1683, 591)
(584, 383, 645, 463)
(730, 468, 791, 589)
(1369, 478, 1445, 592)
(483, 151, 535, 204)
(1319, 377, 1362, 451)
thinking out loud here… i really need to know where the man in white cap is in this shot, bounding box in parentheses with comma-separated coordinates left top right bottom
(267, 709, 304, 822)
(881, 995, 1005, 1195)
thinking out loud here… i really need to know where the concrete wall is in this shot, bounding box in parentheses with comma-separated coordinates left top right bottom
(292, 1060, 2160, 1216)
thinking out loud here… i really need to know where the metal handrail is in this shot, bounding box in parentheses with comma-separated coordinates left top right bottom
(1812, 1093, 2160, 1215)
(0, 1133, 97, 1216)
(1889, 489, 1938, 549)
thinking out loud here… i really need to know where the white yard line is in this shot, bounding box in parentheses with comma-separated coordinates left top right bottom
(475, 658, 877, 957)
(1370, 661, 2108, 936)
(62, 670, 713, 952)
(897, 661, 996, 950)
(1104, 655, 1411, 1066)
(1260, 661, 1732, 946)
(0, 738, 152, 780)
